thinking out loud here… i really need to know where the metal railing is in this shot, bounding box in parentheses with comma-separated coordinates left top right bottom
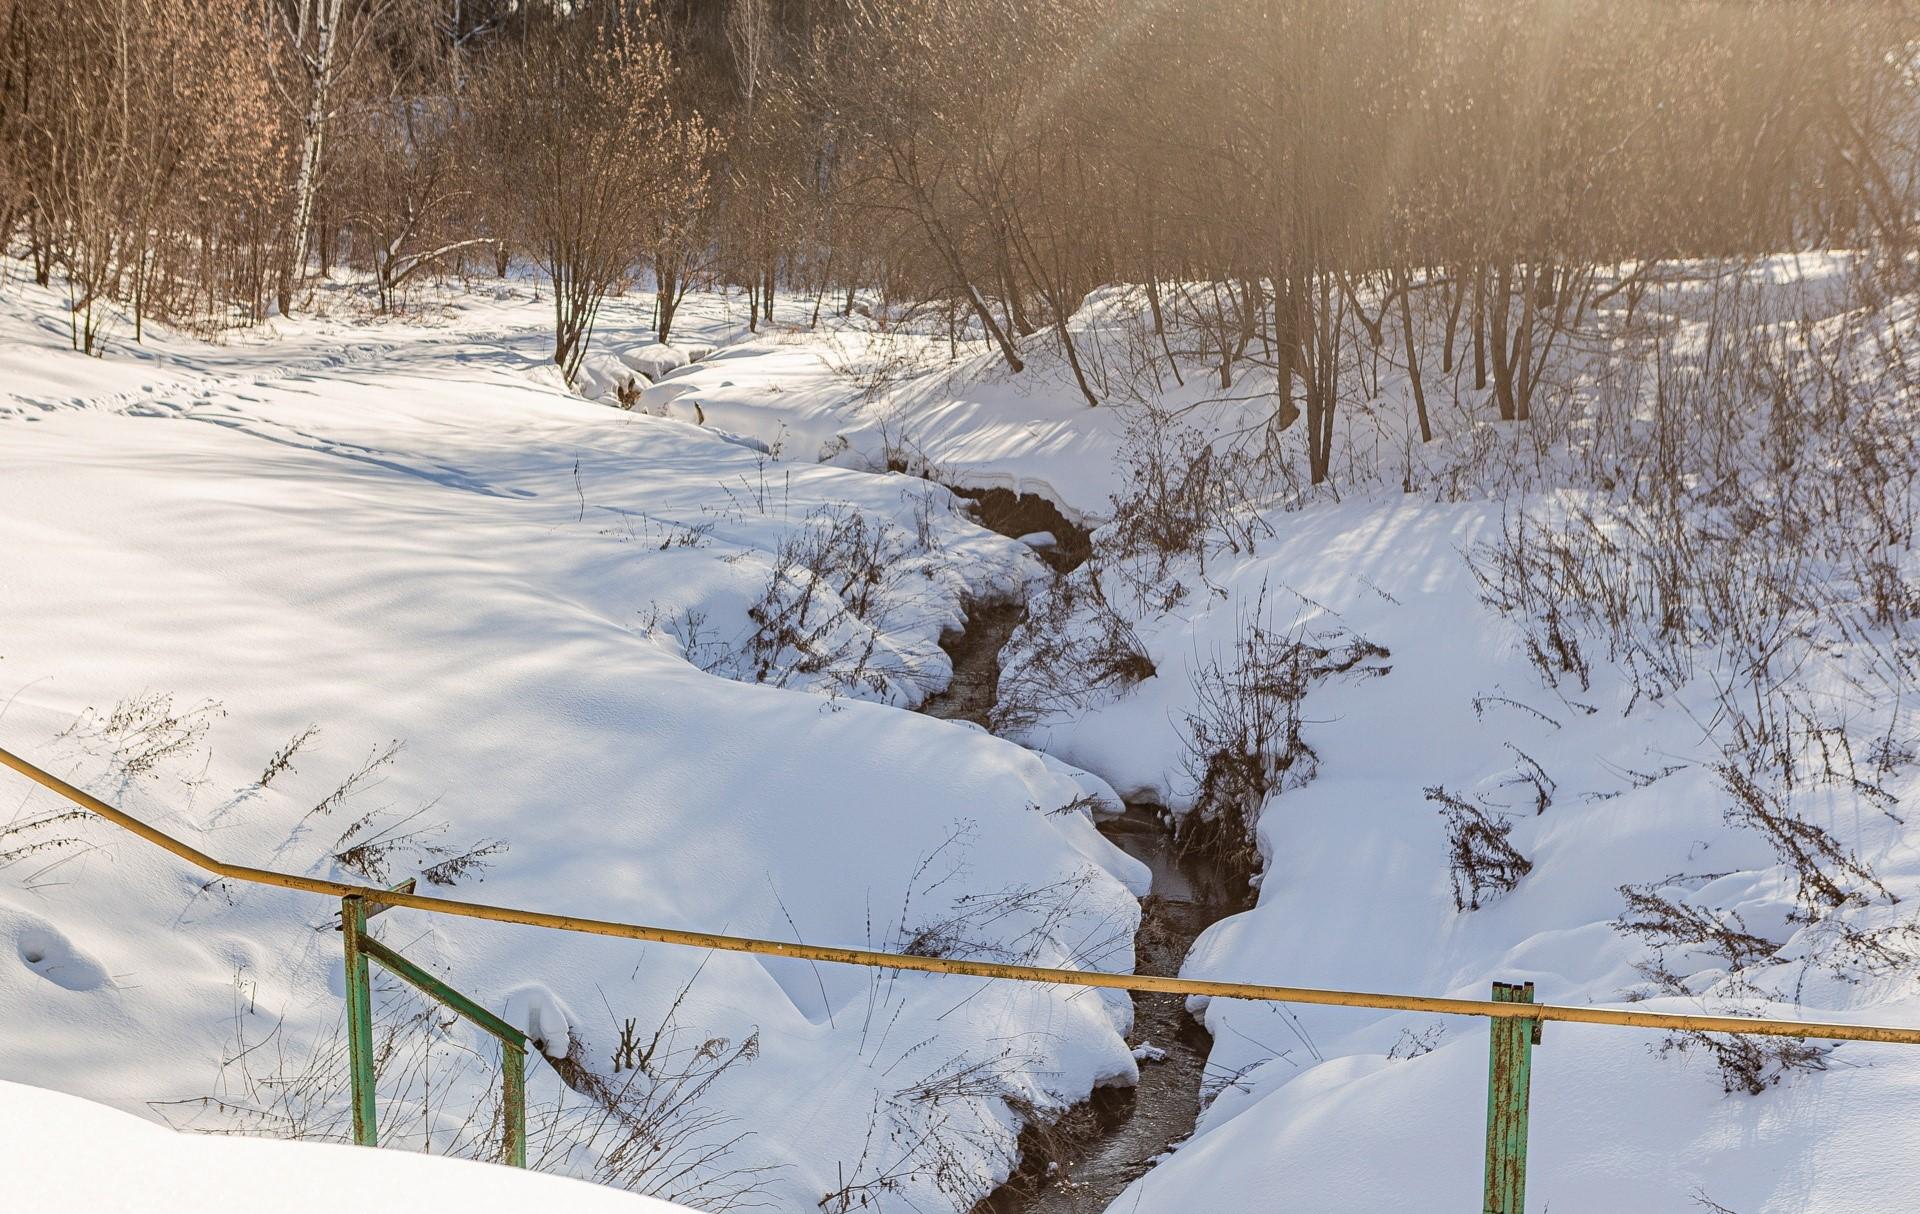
(5, 743, 1916, 1213)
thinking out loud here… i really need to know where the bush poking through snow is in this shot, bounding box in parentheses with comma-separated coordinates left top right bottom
(1428, 786, 1532, 912)
(1658, 1022, 1831, 1097)
(712, 504, 958, 705)
(54, 692, 226, 784)
(992, 568, 1155, 734)
(1105, 407, 1274, 593)
(257, 725, 320, 788)
(169, 966, 770, 1207)
(304, 740, 403, 822)
(0, 807, 88, 868)
(820, 1046, 1050, 1212)
(1717, 764, 1893, 920)
(536, 1019, 768, 1208)
(330, 801, 506, 888)
(1613, 884, 1780, 973)
(1177, 599, 1388, 888)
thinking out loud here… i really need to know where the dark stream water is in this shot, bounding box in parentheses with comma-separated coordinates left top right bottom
(978, 804, 1240, 1213)
(918, 562, 1242, 1214)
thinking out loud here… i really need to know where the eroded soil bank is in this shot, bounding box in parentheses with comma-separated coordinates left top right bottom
(978, 804, 1243, 1213)
(917, 497, 1243, 1213)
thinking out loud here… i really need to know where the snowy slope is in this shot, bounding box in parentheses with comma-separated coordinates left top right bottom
(1, 1079, 693, 1213)
(1020, 499, 1920, 1212)
(0, 272, 1146, 1211)
(969, 260, 1920, 1213)
(630, 290, 1275, 524)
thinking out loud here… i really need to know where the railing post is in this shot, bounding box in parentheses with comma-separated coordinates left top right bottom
(1483, 980, 1540, 1214)
(340, 894, 378, 1148)
(502, 1042, 527, 1167)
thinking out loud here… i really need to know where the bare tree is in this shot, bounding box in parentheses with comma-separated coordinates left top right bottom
(470, 9, 717, 380)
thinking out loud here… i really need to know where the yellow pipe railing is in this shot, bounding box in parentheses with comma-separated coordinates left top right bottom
(11, 739, 1916, 1211)
(4, 742, 1915, 1044)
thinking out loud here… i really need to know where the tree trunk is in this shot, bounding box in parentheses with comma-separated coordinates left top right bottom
(1396, 269, 1433, 443)
(1472, 262, 1488, 391)
(280, 0, 344, 316)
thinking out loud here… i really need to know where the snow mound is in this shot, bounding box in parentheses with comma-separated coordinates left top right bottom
(573, 352, 644, 404)
(0, 267, 1140, 1212)
(619, 343, 691, 381)
(0, 1080, 690, 1212)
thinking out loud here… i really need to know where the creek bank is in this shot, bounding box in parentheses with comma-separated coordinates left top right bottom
(950, 486, 1093, 573)
(975, 803, 1246, 1213)
(916, 488, 1245, 1214)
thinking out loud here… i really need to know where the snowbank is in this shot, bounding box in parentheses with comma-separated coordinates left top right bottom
(0, 1080, 689, 1212)
(631, 306, 1273, 523)
(0, 270, 1142, 1211)
(978, 260, 1920, 1213)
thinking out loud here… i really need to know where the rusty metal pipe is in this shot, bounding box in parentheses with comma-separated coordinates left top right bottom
(7, 744, 1918, 1046)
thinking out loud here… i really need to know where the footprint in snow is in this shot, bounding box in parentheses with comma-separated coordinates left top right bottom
(14, 919, 111, 992)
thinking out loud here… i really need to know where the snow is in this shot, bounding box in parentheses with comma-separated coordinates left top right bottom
(503, 985, 577, 1059)
(957, 259, 1920, 1214)
(572, 350, 644, 403)
(619, 341, 691, 381)
(10, 252, 1920, 1214)
(1061, 497, 1920, 1212)
(630, 307, 1271, 524)
(0, 269, 1143, 1210)
(0, 1079, 693, 1212)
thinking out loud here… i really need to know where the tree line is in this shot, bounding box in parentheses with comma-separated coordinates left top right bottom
(2, 0, 1915, 475)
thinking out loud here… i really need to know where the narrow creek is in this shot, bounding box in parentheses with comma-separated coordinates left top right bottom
(917, 489, 1246, 1214)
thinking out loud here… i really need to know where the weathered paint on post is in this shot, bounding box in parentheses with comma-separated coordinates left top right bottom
(1483, 981, 1540, 1214)
(340, 895, 378, 1148)
(502, 1043, 527, 1168)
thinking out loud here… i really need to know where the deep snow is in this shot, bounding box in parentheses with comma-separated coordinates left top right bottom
(0, 269, 1147, 1211)
(0, 1078, 696, 1212)
(10, 252, 1920, 1214)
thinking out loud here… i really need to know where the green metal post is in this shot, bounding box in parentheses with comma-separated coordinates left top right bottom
(502, 1043, 527, 1168)
(340, 895, 379, 1148)
(1483, 981, 1540, 1214)
(341, 919, 530, 1168)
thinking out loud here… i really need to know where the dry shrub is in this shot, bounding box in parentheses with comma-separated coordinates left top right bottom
(55, 692, 226, 783)
(724, 504, 947, 703)
(164, 966, 772, 1208)
(1717, 764, 1893, 921)
(1613, 883, 1779, 972)
(1427, 786, 1532, 911)
(1179, 597, 1387, 887)
(1659, 1026, 1830, 1097)
(991, 566, 1154, 734)
(1104, 407, 1274, 592)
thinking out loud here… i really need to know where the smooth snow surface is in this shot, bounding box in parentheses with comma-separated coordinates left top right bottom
(0, 1079, 691, 1211)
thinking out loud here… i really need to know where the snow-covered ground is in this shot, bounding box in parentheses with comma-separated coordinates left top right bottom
(0, 1078, 694, 1212)
(0, 269, 1146, 1210)
(1029, 496, 1920, 1212)
(9, 252, 1920, 1214)
(627, 287, 1276, 525)
(973, 258, 1920, 1213)
(628, 254, 1920, 1212)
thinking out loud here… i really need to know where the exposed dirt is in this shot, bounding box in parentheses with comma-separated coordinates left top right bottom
(912, 502, 1243, 1213)
(920, 599, 1028, 727)
(975, 805, 1245, 1213)
(950, 487, 1094, 573)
